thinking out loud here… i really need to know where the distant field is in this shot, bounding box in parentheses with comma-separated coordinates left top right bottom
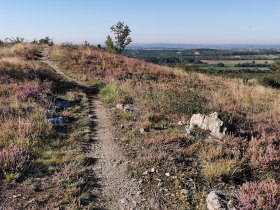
(201, 60, 275, 64)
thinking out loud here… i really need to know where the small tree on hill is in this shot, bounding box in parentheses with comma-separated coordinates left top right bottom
(105, 21, 132, 54)
(39, 36, 53, 46)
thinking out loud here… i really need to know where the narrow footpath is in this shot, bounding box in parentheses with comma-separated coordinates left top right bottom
(41, 48, 142, 209)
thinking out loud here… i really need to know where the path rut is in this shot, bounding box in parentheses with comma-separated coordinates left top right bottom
(41, 48, 142, 209)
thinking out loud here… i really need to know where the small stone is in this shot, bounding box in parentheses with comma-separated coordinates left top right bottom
(123, 104, 135, 112)
(136, 191, 142, 195)
(177, 120, 186, 125)
(150, 168, 155, 173)
(140, 128, 146, 134)
(120, 198, 129, 205)
(132, 200, 137, 206)
(165, 173, 170, 177)
(180, 189, 188, 195)
(47, 117, 67, 124)
(158, 182, 163, 187)
(27, 198, 36, 204)
(116, 103, 124, 110)
(115, 160, 123, 166)
(142, 171, 148, 175)
(119, 124, 124, 129)
(88, 114, 94, 118)
(13, 194, 21, 198)
(228, 200, 237, 210)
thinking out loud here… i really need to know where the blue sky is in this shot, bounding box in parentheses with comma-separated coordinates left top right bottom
(1, 0, 280, 44)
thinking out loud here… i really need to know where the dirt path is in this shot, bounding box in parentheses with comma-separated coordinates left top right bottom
(41, 48, 142, 209)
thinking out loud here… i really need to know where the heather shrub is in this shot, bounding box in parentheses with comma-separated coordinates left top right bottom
(248, 137, 280, 170)
(17, 85, 49, 104)
(54, 165, 78, 183)
(0, 145, 31, 175)
(248, 123, 280, 170)
(238, 180, 280, 210)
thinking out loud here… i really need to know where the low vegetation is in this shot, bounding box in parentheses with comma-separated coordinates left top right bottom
(0, 44, 96, 209)
(50, 44, 280, 209)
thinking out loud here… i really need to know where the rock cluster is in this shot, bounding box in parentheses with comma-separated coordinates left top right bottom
(186, 112, 226, 139)
(116, 103, 136, 112)
(206, 191, 237, 210)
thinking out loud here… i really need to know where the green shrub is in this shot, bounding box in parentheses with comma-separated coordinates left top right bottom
(260, 74, 280, 88)
(99, 84, 117, 103)
(122, 112, 133, 121)
(4, 172, 20, 182)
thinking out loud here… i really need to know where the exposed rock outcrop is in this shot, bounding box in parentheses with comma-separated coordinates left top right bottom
(186, 112, 226, 139)
(206, 191, 227, 210)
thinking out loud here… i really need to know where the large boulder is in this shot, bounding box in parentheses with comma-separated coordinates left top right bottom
(186, 112, 226, 139)
(47, 94, 71, 109)
(206, 191, 227, 210)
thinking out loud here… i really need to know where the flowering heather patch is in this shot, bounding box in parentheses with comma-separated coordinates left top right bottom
(17, 85, 49, 105)
(239, 180, 280, 210)
(54, 165, 82, 183)
(248, 123, 280, 170)
(0, 145, 31, 175)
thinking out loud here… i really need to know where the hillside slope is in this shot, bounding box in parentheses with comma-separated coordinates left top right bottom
(0, 44, 99, 209)
(49, 45, 280, 209)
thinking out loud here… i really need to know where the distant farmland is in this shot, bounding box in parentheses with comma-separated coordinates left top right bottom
(201, 60, 275, 64)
